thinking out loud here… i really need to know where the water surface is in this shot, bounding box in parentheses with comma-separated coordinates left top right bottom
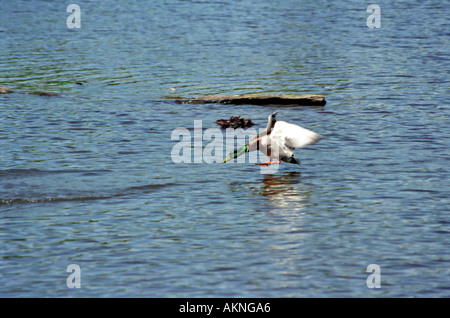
(0, 0, 449, 297)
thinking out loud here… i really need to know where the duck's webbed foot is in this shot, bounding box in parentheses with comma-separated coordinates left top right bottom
(256, 160, 281, 167)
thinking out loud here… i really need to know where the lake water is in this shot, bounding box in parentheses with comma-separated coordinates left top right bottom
(0, 0, 449, 297)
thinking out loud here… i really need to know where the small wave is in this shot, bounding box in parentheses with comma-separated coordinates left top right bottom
(126, 183, 176, 194)
(0, 168, 112, 178)
(0, 182, 176, 206)
(0, 168, 46, 178)
(0, 195, 111, 205)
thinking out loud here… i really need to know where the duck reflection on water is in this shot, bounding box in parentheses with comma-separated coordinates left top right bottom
(256, 171, 311, 214)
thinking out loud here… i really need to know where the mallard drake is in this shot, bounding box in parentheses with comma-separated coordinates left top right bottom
(222, 112, 320, 166)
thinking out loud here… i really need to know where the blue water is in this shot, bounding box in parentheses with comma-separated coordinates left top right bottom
(0, 0, 449, 297)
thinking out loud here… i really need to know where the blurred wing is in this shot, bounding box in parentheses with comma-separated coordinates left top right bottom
(270, 121, 321, 149)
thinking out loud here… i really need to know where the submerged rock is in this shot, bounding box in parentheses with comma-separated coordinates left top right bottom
(215, 116, 255, 129)
(178, 93, 326, 106)
(28, 92, 59, 96)
(0, 87, 13, 94)
(1, 87, 59, 96)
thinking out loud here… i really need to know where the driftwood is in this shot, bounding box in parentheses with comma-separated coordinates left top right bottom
(177, 93, 326, 106)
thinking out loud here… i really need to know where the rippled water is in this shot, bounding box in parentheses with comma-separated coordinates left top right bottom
(0, 0, 449, 297)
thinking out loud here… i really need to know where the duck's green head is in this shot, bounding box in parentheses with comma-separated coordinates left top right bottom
(222, 144, 248, 163)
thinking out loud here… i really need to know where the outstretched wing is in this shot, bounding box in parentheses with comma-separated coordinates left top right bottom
(270, 121, 321, 150)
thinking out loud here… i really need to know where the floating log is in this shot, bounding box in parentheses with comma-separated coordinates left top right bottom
(177, 93, 326, 106)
